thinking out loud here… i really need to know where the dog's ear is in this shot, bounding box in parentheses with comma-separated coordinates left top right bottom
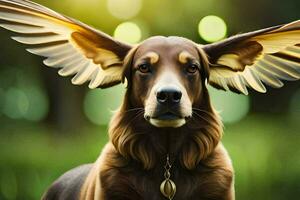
(195, 46, 210, 82)
(201, 20, 300, 95)
(0, 0, 132, 89)
(121, 46, 139, 88)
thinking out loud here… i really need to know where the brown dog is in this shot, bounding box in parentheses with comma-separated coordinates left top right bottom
(0, 1, 299, 200)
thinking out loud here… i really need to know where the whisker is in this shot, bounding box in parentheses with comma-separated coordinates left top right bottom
(192, 108, 213, 115)
(123, 108, 145, 114)
(187, 115, 208, 129)
(192, 111, 211, 124)
(122, 110, 145, 134)
(178, 105, 215, 118)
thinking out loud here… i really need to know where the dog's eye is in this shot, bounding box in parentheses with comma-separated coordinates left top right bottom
(186, 63, 199, 74)
(138, 63, 151, 73)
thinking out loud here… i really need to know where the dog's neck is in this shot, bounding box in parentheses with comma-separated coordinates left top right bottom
(142, 127, 193, 162)
(109, 91, 223, 170)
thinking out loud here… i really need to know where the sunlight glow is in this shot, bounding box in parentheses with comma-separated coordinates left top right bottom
(114, 22, 142, 44)
(198, 15, 227, 42)
(107, 0, 142, 20)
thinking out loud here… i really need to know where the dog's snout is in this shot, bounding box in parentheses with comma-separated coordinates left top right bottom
(156, 86, 182, 105)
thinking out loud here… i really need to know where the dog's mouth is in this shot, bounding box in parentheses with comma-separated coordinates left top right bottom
(153, 111, 181, 120)
(145, 111, 189, 128)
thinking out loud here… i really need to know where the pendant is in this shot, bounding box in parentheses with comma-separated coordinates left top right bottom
(160, 178, 176, 200)
(160, 154, 176, 200)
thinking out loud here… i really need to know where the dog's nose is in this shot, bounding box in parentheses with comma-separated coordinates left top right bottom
(156, 86, 182, 105)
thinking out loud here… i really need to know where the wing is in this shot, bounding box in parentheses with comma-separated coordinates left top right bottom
(0, 0, 132, 89)
(202, 20, 300, 95)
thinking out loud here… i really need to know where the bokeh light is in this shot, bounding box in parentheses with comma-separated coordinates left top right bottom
(3, 88, 28, 119)
(107, 0, 142, 20)
(114, 22, 142, 44)
(84, 85, 125, 125)
(198, 15, 227, 42)
(22, 87, 49, 121)
(2, 87, 48, 121)
(208, 86, 250, 123)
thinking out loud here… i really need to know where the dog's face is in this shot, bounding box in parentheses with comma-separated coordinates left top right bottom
(126, 36, 208, 128)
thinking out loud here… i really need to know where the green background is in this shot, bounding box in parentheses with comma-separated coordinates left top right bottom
(0, 0, 299, 199)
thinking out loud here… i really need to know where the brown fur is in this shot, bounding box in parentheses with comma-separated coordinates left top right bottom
(79, 36, 234, 200)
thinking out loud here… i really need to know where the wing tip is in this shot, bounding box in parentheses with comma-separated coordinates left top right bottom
(71, 77, 84, 85)
(58, 69, 69, 77)
(88, 82, 99, 89)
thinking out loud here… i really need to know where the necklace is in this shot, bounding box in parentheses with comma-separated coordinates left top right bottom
(160, 154, 176, 200)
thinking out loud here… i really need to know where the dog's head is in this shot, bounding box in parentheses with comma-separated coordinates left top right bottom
(122, 36, 209, 128)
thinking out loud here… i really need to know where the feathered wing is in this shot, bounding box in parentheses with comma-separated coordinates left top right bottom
(202, 20, 300, 95)
(0, 0, 132, 89)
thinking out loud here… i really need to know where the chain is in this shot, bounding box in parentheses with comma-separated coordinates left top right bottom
(164, 154, 172, 180)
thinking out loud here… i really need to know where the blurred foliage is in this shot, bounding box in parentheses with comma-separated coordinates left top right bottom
(0, 0, 299, 199)
(0, 115, 299, 200)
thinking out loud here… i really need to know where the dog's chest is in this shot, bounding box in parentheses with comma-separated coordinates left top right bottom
(121, 167, 203, 200)
(101, 158, 233, 200)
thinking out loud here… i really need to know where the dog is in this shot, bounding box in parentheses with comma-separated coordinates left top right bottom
(0, 1, 299, 200)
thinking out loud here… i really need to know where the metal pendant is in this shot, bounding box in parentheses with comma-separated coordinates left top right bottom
(160, 154, 176, 200)
(160, 178, 176, 199)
